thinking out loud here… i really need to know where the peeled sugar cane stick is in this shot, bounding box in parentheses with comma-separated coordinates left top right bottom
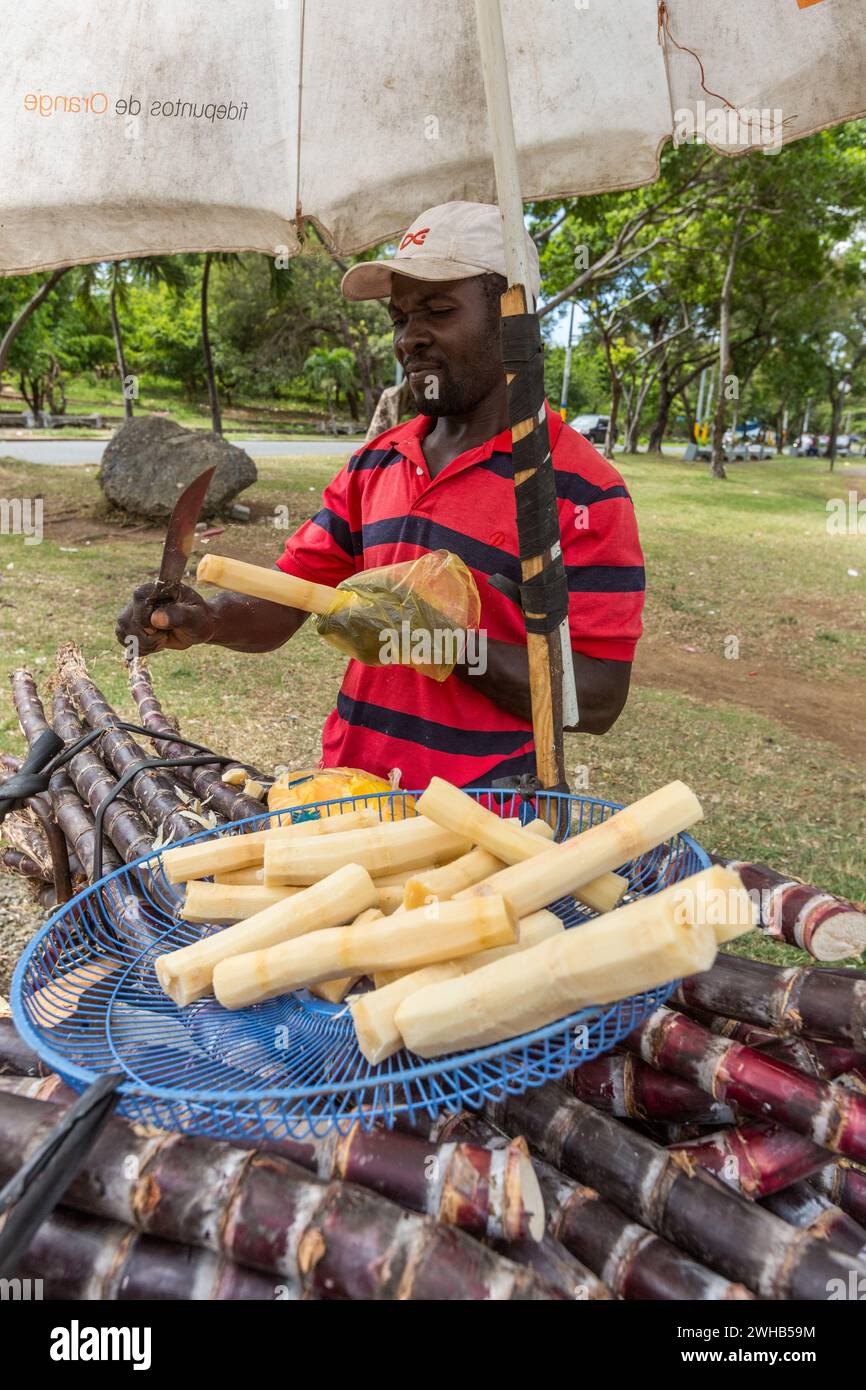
(353, 910, 564, 1064)
(376, 885, 408, 914)
(214, 866, 265, 885)
(308, 909, 383, 1004)
(264, 814, 472, 886)
(198, 553, 338, 615)
(396, 866, 748, 1059)
(417, 778, 628, 915)
(161, 807, 383, 884)
(401, 817, 554, 910)
(453, 780, 703, 920)
(212, 895, 518, 1011)
(181, 881, 302, 925)
(156, 863, 378, 1006)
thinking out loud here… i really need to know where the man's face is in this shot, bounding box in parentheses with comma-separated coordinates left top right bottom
(388, 274, 503, 417)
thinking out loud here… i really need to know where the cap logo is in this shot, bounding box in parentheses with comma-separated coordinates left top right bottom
(399, 227, 430, 251)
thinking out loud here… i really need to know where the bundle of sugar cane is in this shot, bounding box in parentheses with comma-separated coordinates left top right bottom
(352, 909, 564, 1063)
(156, 863, 379, 1005)
(128, 657, 266, 823)
(212, 894, 518, 1010)
(401, 1106, 754, 1300)
(486, 1083, 866, 1300)
(263, 813, 472, 885)
(416, 776, 628, 914)
(58, 642, 206, 844)
(394, 865, 750, 1059)
(0, 1091, 561, 1300)
(626, 1006, 866, 1167)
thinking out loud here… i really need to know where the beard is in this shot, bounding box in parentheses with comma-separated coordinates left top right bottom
(407, 337, 501, 417)
(407, 364, 467, 417)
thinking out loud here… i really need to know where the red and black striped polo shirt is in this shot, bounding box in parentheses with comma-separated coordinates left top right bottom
(277, 401, 645, 790)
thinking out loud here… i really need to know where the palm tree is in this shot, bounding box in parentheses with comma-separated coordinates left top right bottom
(77, 257, 189, 420)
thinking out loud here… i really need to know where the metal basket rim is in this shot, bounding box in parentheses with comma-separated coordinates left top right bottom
(10, 787, 706, 1108)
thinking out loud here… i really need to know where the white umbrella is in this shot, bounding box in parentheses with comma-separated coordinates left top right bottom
(2, 0, 863, 788)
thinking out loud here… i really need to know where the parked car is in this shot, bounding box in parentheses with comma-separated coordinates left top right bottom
(570, 413, 616, 445)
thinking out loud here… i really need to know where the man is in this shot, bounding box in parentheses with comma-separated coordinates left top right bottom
(117, 201, 645, 789)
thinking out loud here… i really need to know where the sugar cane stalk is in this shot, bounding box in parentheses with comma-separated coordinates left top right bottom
(10, 669, 123, 882)
(485, 1082, 866, 1298)
(567, 1054, 734, 1126)
(668, 1121, 830, 1198)
(809, 1161, 866, 1228)
(1, 848, 49, 883)
(673, 953, 866, 1046)
(0, 1092, 561, 1300)
(18, 1205, 284, 1300)
(58, 642, 204, 844)
(760, 1181, 866, 1260)
(725, 859, 866, 961)
(398, 1106, 754, 1300)
(128, 657, 267, 822)
(629, 1006, 866, 1165)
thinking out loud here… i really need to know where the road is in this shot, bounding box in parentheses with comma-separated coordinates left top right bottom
(0, 438, 360, 466)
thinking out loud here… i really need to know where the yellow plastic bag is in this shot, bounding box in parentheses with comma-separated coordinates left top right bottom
(268, 767, 415, 820)
(314, 550, 481, 681)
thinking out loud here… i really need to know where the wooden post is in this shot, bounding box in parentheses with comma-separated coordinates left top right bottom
(474, 0, 577, 792)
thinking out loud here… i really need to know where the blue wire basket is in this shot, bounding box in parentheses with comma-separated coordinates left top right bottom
(11, 789, 709, 1141)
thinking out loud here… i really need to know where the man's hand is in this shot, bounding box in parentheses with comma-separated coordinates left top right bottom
(116, 582, 217, 656)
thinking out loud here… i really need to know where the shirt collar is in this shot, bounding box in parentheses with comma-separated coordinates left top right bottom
(393, 400, 564, 473)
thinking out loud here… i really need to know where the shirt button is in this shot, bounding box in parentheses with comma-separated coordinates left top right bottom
(415, 466, 424, 476)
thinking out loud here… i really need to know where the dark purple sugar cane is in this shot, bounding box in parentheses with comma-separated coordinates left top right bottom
(0, 1093, 562, 1300)
(723, 859, 866, 961)
(673, 953, 866, 1047)
(20, 1206, 283, 1301)
(58, 642, 203, 843)
(628, 1007, 866, 1166)
(484, 1083, 865, 1300)
(128, 658, 265, 823)
(566, 1054, 734, 1126)
(51, 689, 153, 865)
(1, 848, 50, 882)
(760, 1181, 866, 1261)
(396, 1107, 753, 1300)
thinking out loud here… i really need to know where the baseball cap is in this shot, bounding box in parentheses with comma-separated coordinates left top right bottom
(340, 200, 541, 303)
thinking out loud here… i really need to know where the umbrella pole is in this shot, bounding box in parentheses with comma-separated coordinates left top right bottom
(474, 0, 578, 795)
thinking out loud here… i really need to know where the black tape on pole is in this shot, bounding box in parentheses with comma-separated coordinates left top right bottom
(500, 312, 570, 634)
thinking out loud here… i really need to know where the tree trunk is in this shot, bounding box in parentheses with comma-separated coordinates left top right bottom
(0, 266, 69, 383)
(710, 212, 748, 479)
(201, 253, 223, 436)
(647, 368, 672, 454)
(678, 388, 695, 445)
(109, 269, 134, 422)
(365, 379, 412, 442)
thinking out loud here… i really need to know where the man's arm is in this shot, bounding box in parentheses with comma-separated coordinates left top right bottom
(453, 639, 631, 734)
(116, 581, 308, 655)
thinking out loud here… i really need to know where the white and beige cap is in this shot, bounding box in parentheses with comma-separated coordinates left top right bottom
(341, 200, 541, 302)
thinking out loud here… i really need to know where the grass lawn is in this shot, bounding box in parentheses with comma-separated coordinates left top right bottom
(0, 447, 863, 973)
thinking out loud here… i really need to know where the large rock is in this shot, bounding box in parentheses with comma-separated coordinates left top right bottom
(99, 416, 257, 520)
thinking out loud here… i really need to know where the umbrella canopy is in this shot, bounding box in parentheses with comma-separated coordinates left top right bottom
(1, 0, 864, 274)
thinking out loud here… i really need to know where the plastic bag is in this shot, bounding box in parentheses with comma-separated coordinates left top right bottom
(268, 766, 415, 820)
(315, 550, 481, 681)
